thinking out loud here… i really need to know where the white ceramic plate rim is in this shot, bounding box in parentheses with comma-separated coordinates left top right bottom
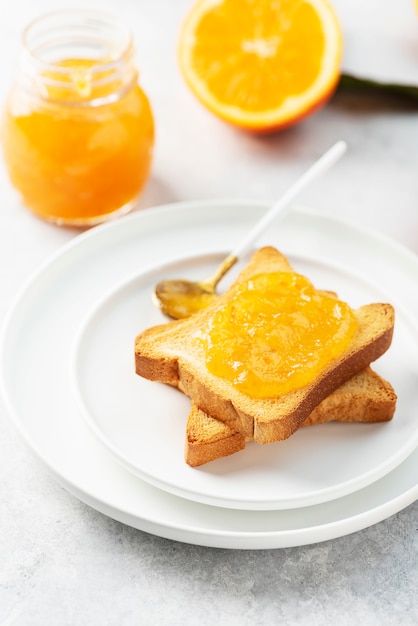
(1, 199, 417, 549)
(69, 249, 418, 510)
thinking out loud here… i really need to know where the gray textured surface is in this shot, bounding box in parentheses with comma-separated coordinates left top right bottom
(1, 1, 417, 624)
(1, 439, 417, 625)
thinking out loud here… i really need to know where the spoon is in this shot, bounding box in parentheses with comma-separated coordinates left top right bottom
(155, 140, 347, 319)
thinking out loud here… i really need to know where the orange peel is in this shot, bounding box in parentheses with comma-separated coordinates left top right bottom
(178, 0, 343, 132)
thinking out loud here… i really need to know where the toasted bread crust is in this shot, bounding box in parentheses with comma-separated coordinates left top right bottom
(302, 367, 397, 426)
(135, 247, 395, 445)
(185, 408, 246, 467)
(185, 367, 397, 466)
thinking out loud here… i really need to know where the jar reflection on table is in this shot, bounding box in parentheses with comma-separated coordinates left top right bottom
(1, 9, 154, 226)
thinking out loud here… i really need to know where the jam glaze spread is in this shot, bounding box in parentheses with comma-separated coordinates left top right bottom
(201, 271, 358, 399)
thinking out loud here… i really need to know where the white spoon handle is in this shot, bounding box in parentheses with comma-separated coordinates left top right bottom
(231, 140, 347, 259)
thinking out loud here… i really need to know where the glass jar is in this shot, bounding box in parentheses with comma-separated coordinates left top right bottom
(1, 9, 154, 226)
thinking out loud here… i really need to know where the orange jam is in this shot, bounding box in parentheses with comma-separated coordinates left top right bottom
(202, 271, 358, 398)
(1, 11, 154, 226)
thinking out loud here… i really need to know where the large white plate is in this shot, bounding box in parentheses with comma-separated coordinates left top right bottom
(71, 249, 418, 510)
(1, 200, 418, 548)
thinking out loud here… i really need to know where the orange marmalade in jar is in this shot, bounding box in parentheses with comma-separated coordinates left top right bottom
(1, 9, 154, 226)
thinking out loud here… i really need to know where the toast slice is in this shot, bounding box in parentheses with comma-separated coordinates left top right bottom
(185, 367, 397, 466)
(135, 247, 395, 445)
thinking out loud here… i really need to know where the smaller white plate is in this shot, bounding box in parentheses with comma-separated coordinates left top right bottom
(71, 250, 418, 511)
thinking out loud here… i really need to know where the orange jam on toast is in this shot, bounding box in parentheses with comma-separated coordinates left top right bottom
(202, 271, 357, 398)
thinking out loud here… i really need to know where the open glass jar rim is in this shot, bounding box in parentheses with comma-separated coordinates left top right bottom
(20, 8, 137, 105)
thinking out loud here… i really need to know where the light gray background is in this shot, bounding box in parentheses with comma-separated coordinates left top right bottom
(1, 1, 417, 624)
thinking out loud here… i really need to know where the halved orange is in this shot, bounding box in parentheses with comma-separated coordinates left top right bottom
(178, 0, 343, 132)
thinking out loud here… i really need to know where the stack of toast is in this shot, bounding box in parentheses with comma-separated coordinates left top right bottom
(135, 247, 396, 466)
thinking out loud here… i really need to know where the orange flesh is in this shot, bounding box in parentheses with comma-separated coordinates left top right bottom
(186, 0, 326, 112)
(202, 272, 357, 398)
(2, 58, 154, 224)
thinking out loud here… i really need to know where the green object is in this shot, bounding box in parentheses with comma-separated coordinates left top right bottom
(338, 74, 418, 101)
